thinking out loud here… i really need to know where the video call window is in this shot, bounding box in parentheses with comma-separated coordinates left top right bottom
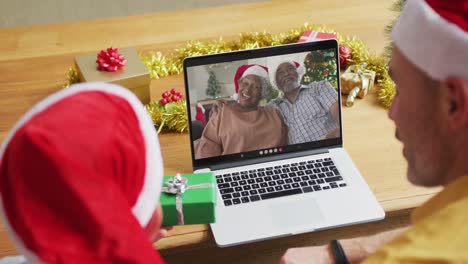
(187, 49, 340, 160)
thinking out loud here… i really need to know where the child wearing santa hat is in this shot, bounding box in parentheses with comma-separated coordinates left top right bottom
(0, 83, 168, 263)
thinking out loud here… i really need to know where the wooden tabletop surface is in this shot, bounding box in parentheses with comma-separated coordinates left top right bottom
(0, 0, 440, 263)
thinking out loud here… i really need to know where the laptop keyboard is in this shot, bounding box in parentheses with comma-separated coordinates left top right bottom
(216, 157, 347, 206)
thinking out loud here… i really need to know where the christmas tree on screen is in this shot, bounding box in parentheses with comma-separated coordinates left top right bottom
(206, 70, 222, 98)
(302, 50, 338, 89)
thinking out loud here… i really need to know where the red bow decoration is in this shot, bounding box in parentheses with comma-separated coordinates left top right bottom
(96, 47, 127, 72)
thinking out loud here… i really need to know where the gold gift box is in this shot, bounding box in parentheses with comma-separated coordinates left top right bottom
(74, 47, 151, 104)
(340, 64, 376, 107)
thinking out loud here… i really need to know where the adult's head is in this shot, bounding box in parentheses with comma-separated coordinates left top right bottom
(234, 64, 272, 110)
(268, 60, 306, 94)
(0, 83, 165, 263)
(389, 0, 468, 187)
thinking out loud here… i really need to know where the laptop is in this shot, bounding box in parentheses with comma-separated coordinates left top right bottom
(183, 39, 385, 247)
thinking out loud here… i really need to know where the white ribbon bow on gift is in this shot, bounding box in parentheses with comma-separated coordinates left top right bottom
(161, 173, 214, 225)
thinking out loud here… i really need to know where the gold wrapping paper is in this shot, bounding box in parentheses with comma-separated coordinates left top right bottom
(74, 47, 151, 104)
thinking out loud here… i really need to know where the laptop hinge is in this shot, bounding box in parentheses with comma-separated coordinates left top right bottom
(208, 148, 330, 171)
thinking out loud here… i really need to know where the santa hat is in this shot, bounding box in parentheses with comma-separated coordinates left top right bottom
(232, 64, 269, 100)
(268, 59, 306, 89)
(392, 0, 468, 81)
(0, 83, 165, 263)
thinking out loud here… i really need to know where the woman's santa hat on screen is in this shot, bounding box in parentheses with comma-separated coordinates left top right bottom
(268, 59, 305, 89)
(232, 64, 269, 100)
(0, 83, 165, 264)
(392, 0, 468, 81)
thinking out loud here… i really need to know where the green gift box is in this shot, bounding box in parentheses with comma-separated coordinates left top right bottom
(160, 173, 216, 226)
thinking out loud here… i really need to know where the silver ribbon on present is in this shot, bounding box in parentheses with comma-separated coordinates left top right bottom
(161, 173, 214, 225)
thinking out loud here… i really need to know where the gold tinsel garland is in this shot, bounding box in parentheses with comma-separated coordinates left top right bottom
(64, 67, 79, 88)
(145, 100, 188, 133)
(65, 23, 396, 132)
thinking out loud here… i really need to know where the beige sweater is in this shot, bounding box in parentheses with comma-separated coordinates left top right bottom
(195, 103, 287, 159)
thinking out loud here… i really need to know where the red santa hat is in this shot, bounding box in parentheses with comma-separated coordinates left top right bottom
(0, 82, 165, 263)
(232, 64, 269, 100)
(268, 59, 306, 89)
(392, 0, 468, 81)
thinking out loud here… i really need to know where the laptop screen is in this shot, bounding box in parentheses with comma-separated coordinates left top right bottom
(184, 40, 342, 168)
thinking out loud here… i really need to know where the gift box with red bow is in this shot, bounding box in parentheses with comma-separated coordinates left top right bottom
(74, 47, 151, 104)
(297, 30, 337, 43)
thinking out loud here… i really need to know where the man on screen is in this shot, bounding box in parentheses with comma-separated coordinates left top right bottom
(268, 60, 340, 145)
(210, 59, 341, 146)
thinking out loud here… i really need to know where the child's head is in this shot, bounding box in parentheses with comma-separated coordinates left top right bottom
(0, 83, 165, 263)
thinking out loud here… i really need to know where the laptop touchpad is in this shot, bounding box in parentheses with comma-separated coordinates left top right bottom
(268, 198, 325, 228)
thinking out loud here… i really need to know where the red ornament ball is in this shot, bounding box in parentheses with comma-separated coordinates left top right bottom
(160, 98, 168, 105)
(338, 45, 352, 67)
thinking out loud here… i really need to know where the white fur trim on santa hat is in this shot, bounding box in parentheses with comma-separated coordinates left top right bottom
(234, 65, 269, 100)
(197, 103, 205, 113)
(242, 65, 269, 79)
(392, 0, 468, 81)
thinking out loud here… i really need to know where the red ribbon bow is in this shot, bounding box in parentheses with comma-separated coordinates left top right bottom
(96, 47, 127, 72)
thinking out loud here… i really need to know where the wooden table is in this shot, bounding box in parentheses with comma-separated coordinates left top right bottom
(0, 0, 440, 263)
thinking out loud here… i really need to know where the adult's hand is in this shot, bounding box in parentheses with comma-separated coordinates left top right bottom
(280, 227, 409, 264)
(209, 100, 227, 119)
(280, 245, 333, 264)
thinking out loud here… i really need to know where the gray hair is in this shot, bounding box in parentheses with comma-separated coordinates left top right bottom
(239, 75, 273, 101)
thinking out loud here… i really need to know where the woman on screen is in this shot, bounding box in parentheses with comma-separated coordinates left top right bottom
(195, 64, 287, 159)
